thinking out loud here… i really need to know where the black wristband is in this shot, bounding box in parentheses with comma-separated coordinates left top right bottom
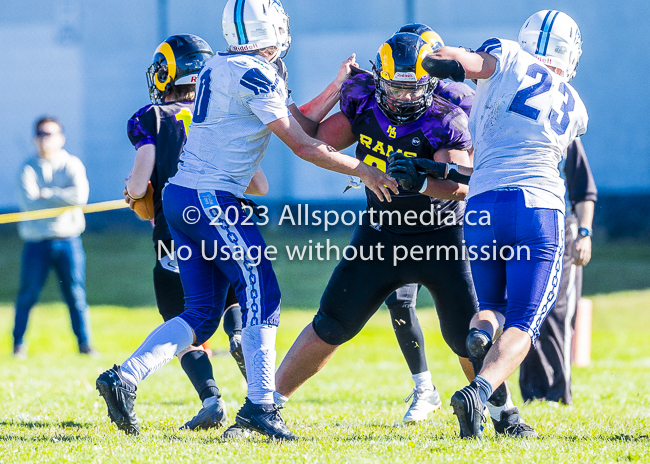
(447, 169, 471, 185)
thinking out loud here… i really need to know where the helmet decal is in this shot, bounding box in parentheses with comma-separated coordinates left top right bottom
(536, 10, 560, 56)
(153, 41, 177, 91)
(415, 43, 433, 80)
(420, 30, 444, 51)
(378, 43, 395, 80)
(234, 0, 247, 45)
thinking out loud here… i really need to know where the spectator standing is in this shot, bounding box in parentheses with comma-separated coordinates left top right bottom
(13, 117, 95, 358)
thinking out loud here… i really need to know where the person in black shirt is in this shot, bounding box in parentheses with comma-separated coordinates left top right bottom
(519, 138, 597, 405)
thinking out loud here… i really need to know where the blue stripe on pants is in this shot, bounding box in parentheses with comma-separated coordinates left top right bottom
(162, 184, 281, 345)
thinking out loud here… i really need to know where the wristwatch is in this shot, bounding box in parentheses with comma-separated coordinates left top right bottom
(578, 227, 592, 238)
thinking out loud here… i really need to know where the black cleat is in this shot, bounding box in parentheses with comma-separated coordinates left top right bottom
(492, 407, 538, 438)
(450, 386, 486, 439)
(235, 397, 297, 441)
(222, 423, 251, 439)
(181, 396, 227, 430)
(229, 335, 247, 379)
(96, 365, 140, 435)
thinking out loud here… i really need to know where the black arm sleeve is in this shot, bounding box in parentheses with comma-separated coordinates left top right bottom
(564, 138, 598, 207)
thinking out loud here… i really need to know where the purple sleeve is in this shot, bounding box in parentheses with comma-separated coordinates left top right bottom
(127, 105, 156, 150)
(444, 109, 472, 151)
(434, 81, 474, 118)
(340, 73, 375, 123)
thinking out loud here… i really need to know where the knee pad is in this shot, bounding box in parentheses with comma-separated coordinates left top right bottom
(466, 328, 493, 374)
(312, 311, 354, 346)
(466, 328, 493, 361)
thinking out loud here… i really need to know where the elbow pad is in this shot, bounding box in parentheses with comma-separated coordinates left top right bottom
(422, 56, 466, 82)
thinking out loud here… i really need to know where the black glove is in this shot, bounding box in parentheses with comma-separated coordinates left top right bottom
(422, 56, 466, 82)
(387, 152, 427, 192)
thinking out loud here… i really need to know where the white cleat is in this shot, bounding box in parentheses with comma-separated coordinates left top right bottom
(402, 387, 442, 424)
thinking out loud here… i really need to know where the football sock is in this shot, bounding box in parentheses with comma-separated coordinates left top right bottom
(487, 394, 515, 421)
(180, 349, 220, 402)
(242, 324, 277, 404)
(223, 305, 243, 338)
(273, 391, 289, 407)
(470, 375, 494, 405)
(389, 305, 428, 374)
(412, 371, 434, 391)
(202, 395, 221, 408)
(120, 317, 194, 389)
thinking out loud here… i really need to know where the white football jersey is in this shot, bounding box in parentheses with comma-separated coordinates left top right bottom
(468, 38, 588, 211)
(169, 53, 291, 197)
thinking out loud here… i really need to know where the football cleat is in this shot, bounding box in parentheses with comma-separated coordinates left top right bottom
(180, 396, 227, 431)
(222, 423, 252, 440)
(235, 397, 297, 441)
(450, 386, 486, 439)
(96, 365, 140, 435)
(403, 387, 442, 424)
(492, 407, 538, 438)
(229, 334, 247, 379)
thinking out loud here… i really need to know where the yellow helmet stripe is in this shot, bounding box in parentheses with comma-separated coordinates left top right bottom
(154, 42, 177, 91)
(421, 30, 444, 50)
(415, 43, 434, 80)
(378, 43, 395, 80)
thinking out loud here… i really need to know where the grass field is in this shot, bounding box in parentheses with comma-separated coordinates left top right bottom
(0, 292, 649, 463)
(0, 231, 649, 462)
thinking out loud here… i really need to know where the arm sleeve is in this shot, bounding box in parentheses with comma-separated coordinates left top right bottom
(44, 157, 90, 207)
(240, 67, 290, 124)
(339, 74, 374, 124)
(444, 110, 473, 151)
(18, 164, 46, 211)
(476, 38, 518, 82)
(18, 158, 89, 210)
(127, 105, 157, 149)
(564, 138, 598, 205)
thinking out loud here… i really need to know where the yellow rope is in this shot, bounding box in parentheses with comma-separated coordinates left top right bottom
(0, 200, 129, 224)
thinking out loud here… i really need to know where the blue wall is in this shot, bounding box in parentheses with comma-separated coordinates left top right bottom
(1, 0, 649, 211)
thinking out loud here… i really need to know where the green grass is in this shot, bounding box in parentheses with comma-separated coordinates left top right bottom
(0, 290, 649, 463)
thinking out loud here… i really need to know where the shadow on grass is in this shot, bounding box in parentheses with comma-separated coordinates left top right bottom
(0, 434, 93, 442)
(0, 419, 91, 429)
(541, 433, 649, 442)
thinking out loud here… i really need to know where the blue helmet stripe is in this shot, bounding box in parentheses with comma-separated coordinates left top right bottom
(536, 10, 559, 56)
(234, 0, 247, 45)
(541, 11, 560, 55)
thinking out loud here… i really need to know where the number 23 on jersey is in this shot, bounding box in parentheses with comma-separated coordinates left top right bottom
(508, 63, 575, 136)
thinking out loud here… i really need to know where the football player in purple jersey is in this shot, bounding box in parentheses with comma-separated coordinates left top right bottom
(378, 24, 530, 432)
(274, 32, 494, 431)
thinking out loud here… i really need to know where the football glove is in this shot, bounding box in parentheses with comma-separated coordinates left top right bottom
(421, 56, 466, 82)
(387, 152, 427, 192)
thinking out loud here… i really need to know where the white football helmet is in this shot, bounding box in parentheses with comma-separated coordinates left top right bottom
(222, 0, 291, 61)
(518, 10, 582, 81)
